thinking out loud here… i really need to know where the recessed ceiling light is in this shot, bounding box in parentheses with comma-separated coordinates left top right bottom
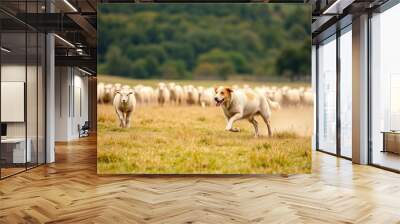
(1, 47, 11, 53)
(322, 0, 354, 15)
(78, 67, 93, 76)
(54, 34, 75, 48)
(63, 0, 78, 12)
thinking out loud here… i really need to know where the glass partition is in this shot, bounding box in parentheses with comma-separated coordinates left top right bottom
(317, 35, 337, 154)
(1, 31, 28, 177)
(38, 32, 45, 165)
(0, 2, 46, 179)
(339, 26, 352, 158)
(370, 3, 400, 171)
(27, 30, 38, 169)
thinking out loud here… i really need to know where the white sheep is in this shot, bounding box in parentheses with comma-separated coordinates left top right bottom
(113, 88, 136, 128)
(157, 85, 170, 106)
(97, 82, 105, 103)
(102, 84, 113, 104)
(199, 87, 214, 107)
(185, 85, 199, 105)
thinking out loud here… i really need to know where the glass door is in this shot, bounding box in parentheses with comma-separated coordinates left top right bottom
(370, 3, 400, 171)
(317, 35, 337, 154)
(339, 26, 352, 158)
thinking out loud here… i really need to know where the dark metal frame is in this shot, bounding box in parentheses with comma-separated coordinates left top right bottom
(315, 21, 353, 161)
(315, 32, 339, 156)
(336, 24, 341, 158)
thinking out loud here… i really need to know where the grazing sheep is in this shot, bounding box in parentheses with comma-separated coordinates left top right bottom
(133, 85, 144, 104)
(199, 87, 214, 107)
(141, 86, 154, 104)
(157, 85, 170, 106)
(197, 86, 204, 104)
(185, 85, 199, 105)
(272, 89, 283, 103)
(122, 84, 130, 90)
(302, 91, 314, 106)
(267, 97, 281, 111)
(174, 85, 184, 105)
(113, 88, 136, 128)
(114, 83, 122, 91)
(97, 82, 105, 103)
(168, 82, 180, 104)
(99, 81, 310, 109)
(103, 84, 113, 104)
(285, 89, 301, 106)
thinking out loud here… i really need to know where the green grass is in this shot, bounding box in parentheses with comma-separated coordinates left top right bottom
(97, 104, 312, 174)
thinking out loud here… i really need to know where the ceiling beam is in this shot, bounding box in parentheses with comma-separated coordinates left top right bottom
(67, 14, 96, 36)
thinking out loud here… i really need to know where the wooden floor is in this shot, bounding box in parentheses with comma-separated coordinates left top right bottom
(1, 136, 400, 223)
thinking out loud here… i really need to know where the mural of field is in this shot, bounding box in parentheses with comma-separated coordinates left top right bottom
(97, 4, 312, 174)
(97, 77, 313, 174)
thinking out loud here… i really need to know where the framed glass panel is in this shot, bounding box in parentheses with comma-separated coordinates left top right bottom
(339, 26, 352, 158)
(370, 3, 400, 171)
(38, 32, 45, 165)
(317, 35, 337, 154)
(0, 0, 46, 179)
(27, 30, 38, 169)
(1, 31, 28, 178)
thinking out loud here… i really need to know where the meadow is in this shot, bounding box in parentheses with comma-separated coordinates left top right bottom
(97, 101, 312, 174)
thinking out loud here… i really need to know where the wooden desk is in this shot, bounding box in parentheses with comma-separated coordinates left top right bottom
(381, 131, 400, 154)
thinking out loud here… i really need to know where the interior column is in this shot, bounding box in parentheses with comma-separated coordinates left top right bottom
(352, 14, 369, 164)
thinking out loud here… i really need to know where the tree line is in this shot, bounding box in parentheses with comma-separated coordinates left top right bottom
(98, 4, 311, 80)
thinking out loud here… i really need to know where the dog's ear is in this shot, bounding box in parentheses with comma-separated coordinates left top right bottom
(214, 86, 219, 93)
(226, 87, 233, 93)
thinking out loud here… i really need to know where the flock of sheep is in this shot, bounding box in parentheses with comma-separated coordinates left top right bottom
(97, 82, 313, 128)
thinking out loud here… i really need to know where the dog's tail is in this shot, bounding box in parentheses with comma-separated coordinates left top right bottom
(266, 97, 281, 111)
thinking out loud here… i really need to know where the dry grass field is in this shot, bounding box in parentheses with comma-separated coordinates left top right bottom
(97, 102, 313, 174)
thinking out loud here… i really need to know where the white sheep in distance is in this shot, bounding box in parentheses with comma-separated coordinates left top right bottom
(97, 82, 105, 103)
(102, 84, 113, 104)
(199, 87, 214, 107)
(185, 85, 199, 105)
(157, 84, 170, 106)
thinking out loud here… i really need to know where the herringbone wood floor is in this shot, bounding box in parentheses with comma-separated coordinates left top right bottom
(1, 136, 400, 224)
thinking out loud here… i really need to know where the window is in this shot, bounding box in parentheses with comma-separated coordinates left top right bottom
(370, 3, 400, 171)
(317, 35, 337, 154)
(339, 26, 352, 158)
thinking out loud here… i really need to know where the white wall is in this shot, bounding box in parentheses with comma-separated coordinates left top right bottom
(55, 67, 70, 141)
(54, 67, 89, 141)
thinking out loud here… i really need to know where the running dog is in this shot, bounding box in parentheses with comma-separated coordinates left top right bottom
(214, 86, 273, 137)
